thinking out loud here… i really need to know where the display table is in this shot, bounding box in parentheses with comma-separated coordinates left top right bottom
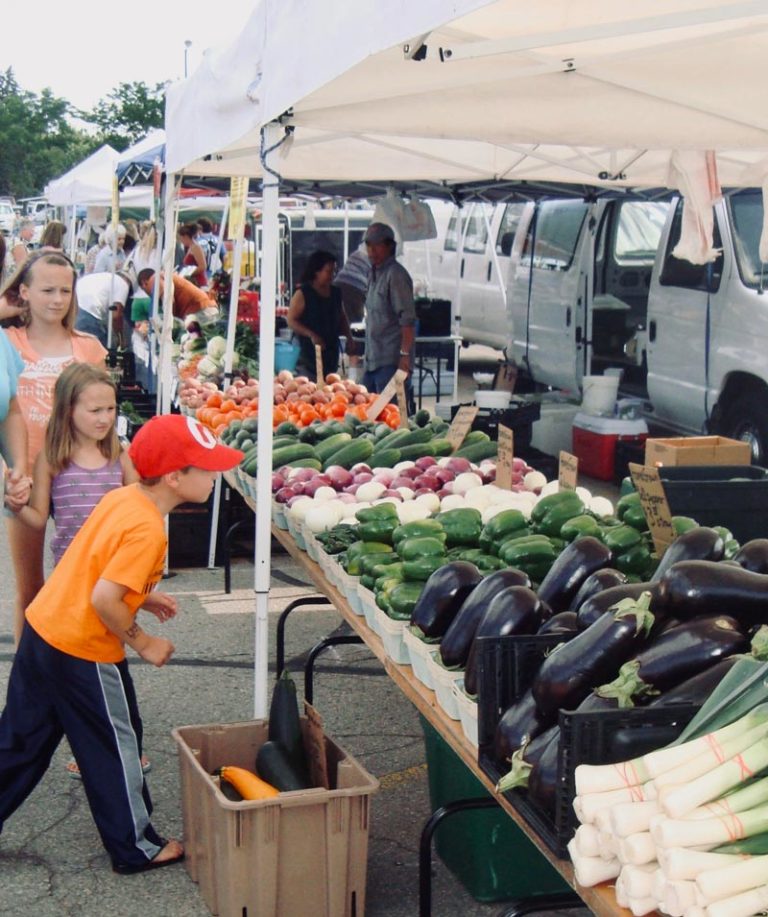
(260, 519, 634, 917)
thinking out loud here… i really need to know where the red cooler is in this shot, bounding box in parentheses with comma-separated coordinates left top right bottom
(572, 412, 648, 481)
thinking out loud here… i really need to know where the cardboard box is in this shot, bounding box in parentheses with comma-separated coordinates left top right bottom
(644, 435, 751, 468)
(172, 720, 379, 917)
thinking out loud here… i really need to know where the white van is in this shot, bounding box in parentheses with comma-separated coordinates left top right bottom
(0, 200, 16, 236)
(402, 201, 526, 350)
(507, 190, 768, 462)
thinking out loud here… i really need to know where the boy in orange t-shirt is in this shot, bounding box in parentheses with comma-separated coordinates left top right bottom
(0, 415, 243, 874)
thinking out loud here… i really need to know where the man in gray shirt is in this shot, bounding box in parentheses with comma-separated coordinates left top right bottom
(362, 222, 416, 395)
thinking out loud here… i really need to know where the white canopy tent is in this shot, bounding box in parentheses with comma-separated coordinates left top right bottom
(164, 0, 768, 716)
(44, 144, 120, 206)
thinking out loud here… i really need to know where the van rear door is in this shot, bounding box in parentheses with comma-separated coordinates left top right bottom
(646, 199, 724, 430)
(510, 199, 590, 391)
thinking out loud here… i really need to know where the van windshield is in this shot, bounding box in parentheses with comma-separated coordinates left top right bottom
(729, 190, 766, 289)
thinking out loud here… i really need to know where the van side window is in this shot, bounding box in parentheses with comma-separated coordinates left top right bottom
(659, 200, 723, 291)
(444, 210, 459, 252)
(496, 203, 525, 256)
(463, 204, 491, 254)
(522, 200, 588, 271)
(614, 202, 668, 265)
(729, 189, 765, 289)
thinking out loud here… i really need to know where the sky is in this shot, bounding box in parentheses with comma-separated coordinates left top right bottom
(0, 0, 254, 112)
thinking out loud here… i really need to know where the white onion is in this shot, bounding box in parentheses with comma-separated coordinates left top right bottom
(396, 486, 415, 501)
(304, 501, 343, 533)
(414, 492, 440, 513)
(524, 470, 548, 491)
(453, 472, 483, 494)
(393, 460, 416, 473)
(355, 481, 387, 502)
(576, 486, 593, 504)
(396, 501, 432, 523)
(589, 495, 615, 517)
(313, 486, 338, 503)
(440, 494, 468, 511)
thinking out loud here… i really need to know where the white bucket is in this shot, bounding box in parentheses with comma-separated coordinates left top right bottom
(581, 374, 620, 416)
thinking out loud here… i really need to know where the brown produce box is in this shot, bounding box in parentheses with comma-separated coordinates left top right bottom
(172, 719, 379, 917)
(644, 435, 751, 467)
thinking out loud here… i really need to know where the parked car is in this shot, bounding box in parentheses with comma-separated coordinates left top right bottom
(0, 200, 16, 236)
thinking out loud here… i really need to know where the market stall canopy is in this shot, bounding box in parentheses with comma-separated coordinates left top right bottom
(116, 129, 166, 187)
(45, 144, 121, 206)
(165, 0, 768, 189)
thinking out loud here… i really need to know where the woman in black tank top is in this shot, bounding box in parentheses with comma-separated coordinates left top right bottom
(287, 250, 357, 380)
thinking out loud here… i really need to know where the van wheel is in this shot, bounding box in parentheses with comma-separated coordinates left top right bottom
(722, 394, 768, 465)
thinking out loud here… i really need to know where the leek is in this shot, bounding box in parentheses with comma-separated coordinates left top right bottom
(707, 884, 768, 917)
(575, 782, 655, 824)
(713, 831, 768, 856)
(622, 863, 658, 898)
(686, 775, 768, 822)
(659, 847, 746, 881)
(566, 839, 621, 887)
(627, 894, 655, 916)
(573, 823, 601, 858)
(575, 754, 650, 795)
(653, 801, 768, 848)
(617, 831, 657, 866)
(697, 853, 768, 902)
(659, 739, 768, 818)
(611, 799, 661, 838)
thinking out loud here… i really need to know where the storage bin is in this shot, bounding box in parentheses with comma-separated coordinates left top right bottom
(172, 719, 379, 917)
(658, 464, 768, 542)
(420, 716, 569, 902)
(581, 374, 620, 416)
(356, 582, 377, 623)
(425, 652, 463, 720)
(373, 605, 410, 664)
(403, 626, 438, 689)
(572, 411, 648, 481)
(452, 679, 478, 748)
(645, 434, 751, 467)
(274, 340, 300, 373)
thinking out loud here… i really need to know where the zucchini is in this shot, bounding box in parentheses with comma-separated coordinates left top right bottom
(321, 438, 374, 470)
(431, 438, 454, 457)
(272, 434, 301, 449)
(286, 458, 322, 470)
(275, 421, 300, 437)
(461, 430, 491, 446)
(272, 443, 317, 469)
(256, 740, 311, 791)
(453, 441, 498, 462)
(268, 671, 307, 779)
(397, 442, 436, 461)
(313, 432, 352, 463)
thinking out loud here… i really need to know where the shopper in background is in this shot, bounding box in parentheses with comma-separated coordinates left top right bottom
(137, 269, 218, 324)
(39, 220, 67, 252)
(361, 222, 416, 394)
(94, 224, 127, 274)
(74, 270, 133, 347)
(9, 219, 36, 271)
(178, 223, 207, 287)
(0, 250, 107, 643)
(335, 243, 371, 324)
(84, 230, 107, 274)
(196, 217, 220, 274)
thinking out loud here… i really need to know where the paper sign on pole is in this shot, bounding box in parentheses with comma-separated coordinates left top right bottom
(629, 463, 674, 555)
(446, 406, 479, 452)
(366, 369, 408, 421)
(395, 375, 409, 428)
(315, 344, 324, 389)
(303, 701, 330, 790)
(495, 424, 515, 489)
(558, 451, 579, 491)
(228, 176, 249, 242)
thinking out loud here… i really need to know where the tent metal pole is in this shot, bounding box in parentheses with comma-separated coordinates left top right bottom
(253, 122, 282, 719)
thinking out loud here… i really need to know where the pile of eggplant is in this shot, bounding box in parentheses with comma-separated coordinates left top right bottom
(486, 529, 768, 824)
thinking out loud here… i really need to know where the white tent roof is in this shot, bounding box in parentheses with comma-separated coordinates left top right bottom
(165, 0, 768, 188)
(44, 144, 120, 206)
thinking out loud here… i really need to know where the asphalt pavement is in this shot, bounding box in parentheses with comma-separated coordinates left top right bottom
(0, 347, 602, 917)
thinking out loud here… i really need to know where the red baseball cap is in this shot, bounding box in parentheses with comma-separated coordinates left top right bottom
(129, 414, 244, 478)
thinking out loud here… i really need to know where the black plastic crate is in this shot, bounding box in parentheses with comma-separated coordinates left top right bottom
(613, 438, 647, 484)
(450, 399, 540, 447)
(415, 297, 451, 336)
(658, 464, 768, 543)
(516, 446, 559, 481)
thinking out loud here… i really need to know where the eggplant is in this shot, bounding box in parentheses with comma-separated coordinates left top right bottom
(648, 655, 742, 708)
(571, 568, 628, 611)
(657, 560, 768, 628)
(464, 586, 550, 696)
(532, 591, 655, 717)
(537, 611, 579, 636)
(439, 568, 531, 669)
(536, 536, 613, 615)
(494, 688, 554, 765)
(650, 526, 725, 584)
(496, 723, 559, 793)
(409, 561, 483, 639)
(576, 581, 660, 630)
(527, 728, 561, 815)
(596, 614, 747, 707)
(733, 539, 768, 574)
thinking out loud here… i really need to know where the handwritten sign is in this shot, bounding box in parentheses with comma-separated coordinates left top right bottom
(629, 463, 674, 556)
(446, 405, 479, 452)
(315, 345, 325, 389)
(495, 424, 515, 490)
(558, 451, 579, 491)
(303, 701, 330, 790)
(395, 375, 409, 428)
(365, 369, 408, 421)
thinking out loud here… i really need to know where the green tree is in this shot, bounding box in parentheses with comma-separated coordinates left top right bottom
(0, 69, 97, 198)
(82, 81, 165, 152)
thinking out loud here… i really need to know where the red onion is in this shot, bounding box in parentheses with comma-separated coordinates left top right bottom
(391, 475, 418, 489)
(289, 466, 319, 483)
(350, 463, 372, 475)
(272, 472, 286, 492)
(337, 492, 357, 504)
(434, 468, 455, 484)
(444, 456, 473, 474)
(353, 472, 373, 485)
(372, 470, 396, 486)
(436, 485, 454, 498)
(275, 485, 299, 503)
(415, 456, 438, 471)
(302, 478, 333, 497)
(414, 487, 435, 497)
(398, 467, 421, 481)
(324, 465, 354, 490)
(413, 474, 440, 491)
(382, 489, 404, 501)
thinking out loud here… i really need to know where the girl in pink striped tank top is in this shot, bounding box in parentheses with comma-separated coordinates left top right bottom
(14, 363, 138, 561)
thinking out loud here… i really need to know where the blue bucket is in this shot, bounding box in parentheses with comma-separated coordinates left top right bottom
(274, 340, 300, 373)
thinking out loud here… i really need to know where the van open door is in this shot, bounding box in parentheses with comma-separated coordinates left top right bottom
(510, 199, 590, 392)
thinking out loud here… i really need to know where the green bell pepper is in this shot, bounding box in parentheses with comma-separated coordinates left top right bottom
(388, 582, 424, 619)
(498, 535, 557, 567)
(403, 555, 447, 581)
(435, 508, 483, 547)
(616, 491, 642, 520)
(560, 514, 602, 542)
(531, 491, 585, 537)
(357, 518, 399, 544)
(614, 541, 654, 577)
(359, 552, 400, 577)
(602, 524, 643, 554)
(479, 509, 528, 551)
(355, 503, 399, 524)
(674, 516, 700, 536)
(397, 536, 448, 562)
(392, 519, 445, 546)
(344, 540, 393, 575)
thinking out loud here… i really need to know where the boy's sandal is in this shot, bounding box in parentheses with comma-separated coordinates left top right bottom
(112, 839, 185, 875)
(67, 756, 152, 780)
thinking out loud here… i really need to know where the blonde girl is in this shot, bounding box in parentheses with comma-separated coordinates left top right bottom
(15, 364, 138, 564)
(1, 250, 107, 642)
